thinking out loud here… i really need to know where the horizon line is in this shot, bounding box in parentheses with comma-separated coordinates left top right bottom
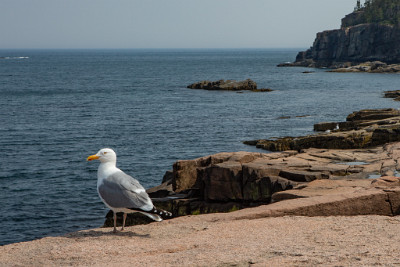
(0, 47, 306, 51)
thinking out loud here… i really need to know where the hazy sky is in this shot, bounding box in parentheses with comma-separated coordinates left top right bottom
(1, 0, 356, 49)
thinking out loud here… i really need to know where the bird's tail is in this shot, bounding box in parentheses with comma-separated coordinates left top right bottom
(129, 206, 173, 222)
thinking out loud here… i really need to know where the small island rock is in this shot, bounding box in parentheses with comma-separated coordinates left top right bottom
(187, 79, 272, 92)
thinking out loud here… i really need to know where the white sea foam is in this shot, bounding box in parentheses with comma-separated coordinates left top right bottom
(2, 56, 29, 59)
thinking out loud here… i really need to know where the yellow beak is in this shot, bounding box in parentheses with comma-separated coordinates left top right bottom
(87, 154, 100, 161)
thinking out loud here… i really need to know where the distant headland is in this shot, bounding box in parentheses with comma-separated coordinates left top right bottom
(279, 0, 400, 72)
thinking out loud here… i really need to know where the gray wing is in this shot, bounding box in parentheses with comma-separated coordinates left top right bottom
(98, 171, 153, 211)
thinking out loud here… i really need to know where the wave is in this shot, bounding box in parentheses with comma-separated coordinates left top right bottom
(0, 56, 29, 59)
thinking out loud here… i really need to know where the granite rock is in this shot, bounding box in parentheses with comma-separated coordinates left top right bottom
(328, 61, 400, 73)
(106, 141, 400, 227)
(246, 108, 400, 151)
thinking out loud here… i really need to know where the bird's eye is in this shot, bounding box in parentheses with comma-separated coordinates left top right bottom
(103, 152, 107, 155)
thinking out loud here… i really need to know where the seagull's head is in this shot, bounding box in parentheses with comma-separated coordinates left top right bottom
(87, 148, 117, 164)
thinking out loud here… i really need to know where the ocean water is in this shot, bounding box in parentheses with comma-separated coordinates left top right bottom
(0, 49, 399, 246)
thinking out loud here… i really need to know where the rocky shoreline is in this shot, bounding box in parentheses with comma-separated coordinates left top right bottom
(384, 89, 400, 101)
(3, 104, 400, 267)
(1, 175, 400, 266)
(244, 108, 400, 151)
(327, 61, 400, 73)
(102, 108, 400, 228)
(279, 60, 400, 73)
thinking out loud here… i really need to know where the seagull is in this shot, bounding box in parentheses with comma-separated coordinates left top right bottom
(87, 148, 172, 232)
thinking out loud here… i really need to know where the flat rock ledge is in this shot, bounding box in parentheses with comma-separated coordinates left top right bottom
(327, 61, 400, 73)
(384, 89, 400, 101)
(278, 60, 400, 73)
(244, 108, 400, 152)
(187, 79, 272, 92)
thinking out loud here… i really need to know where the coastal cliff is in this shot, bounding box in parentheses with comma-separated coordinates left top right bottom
(281, 0, 400, 68)
(294, 23, 400, 68)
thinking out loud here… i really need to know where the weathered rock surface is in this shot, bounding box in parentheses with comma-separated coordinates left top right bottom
(6, 146, 400, 266)
(271, 177, 400, 217)
(384, 89, 400, 101)
(2, 176, 400, 266)
(292, 24, 400, 68)
(187, 79, 272, 92)
(328, 61, 400, 73)
(3, 215, 400, 266)
(245, 108, 400, 152)
(346, 108, 400, 121)
(106, 141, 400, 227)
(106, 151, 298, 227)
(239, 177, 400, 218)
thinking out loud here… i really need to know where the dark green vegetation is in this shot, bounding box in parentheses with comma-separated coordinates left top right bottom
(347, 0, 400, 26)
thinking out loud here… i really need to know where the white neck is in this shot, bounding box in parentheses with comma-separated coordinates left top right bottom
(97, 161, 119, 185)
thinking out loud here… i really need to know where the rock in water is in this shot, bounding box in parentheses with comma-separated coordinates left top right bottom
(187, 79, 272, 92)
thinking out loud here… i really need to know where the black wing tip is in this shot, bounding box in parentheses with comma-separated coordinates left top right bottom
(151, 207, 173, 218)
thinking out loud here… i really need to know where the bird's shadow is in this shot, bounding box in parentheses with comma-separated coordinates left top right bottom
(65, 229, 150, 239)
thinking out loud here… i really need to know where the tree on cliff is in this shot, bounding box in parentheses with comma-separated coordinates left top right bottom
(351, 0, 400, 25)
(362, 0, 400, 25)
(354, 0, 362, 11)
